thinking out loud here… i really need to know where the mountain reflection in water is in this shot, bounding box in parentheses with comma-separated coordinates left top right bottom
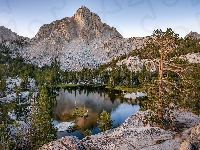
(52, 86, 140, 139)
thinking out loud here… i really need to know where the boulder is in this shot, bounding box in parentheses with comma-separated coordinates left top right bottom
(39, 136, 85, 150)
(81, 127, 174, 150)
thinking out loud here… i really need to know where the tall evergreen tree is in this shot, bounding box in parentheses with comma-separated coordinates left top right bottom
(0, 102, 14, 150)
(142, 28, 200, 127)
(30, 86, 57, 149)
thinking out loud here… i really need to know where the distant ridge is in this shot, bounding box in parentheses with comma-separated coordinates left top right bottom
(185, 31, 200, 39)
(0, 26, 29, 43)
(2, 6, 189, 71)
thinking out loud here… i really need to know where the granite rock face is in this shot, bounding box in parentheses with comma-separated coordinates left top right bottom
(116, 56, 158, 72)
(0, 6, 147, 71)
(81, 127, 173, 150)
(39, 136, 85, 150)
(33, 6, 122, 43)
(22, 6, 147, 71)
(116, 52, 200, 73)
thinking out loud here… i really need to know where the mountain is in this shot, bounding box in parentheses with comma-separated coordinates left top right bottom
(185, 31, 200, 39)
(0, 26, 29, 43)
(0, 6, 148, 71)
(33, 6, 123, 43)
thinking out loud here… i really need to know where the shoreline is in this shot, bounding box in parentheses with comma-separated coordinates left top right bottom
(40, 110, 200, 150)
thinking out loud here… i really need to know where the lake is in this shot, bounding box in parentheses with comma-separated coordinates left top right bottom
(52, 86, 140, 139)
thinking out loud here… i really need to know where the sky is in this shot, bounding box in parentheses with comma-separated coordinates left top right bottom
(0, 0, 200, 38)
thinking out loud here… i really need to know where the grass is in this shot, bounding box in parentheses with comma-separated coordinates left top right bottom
(56, 84, 80, 88)
(106, 85, 146, 93)
(56, 83, 107, 88)
(57, 83, 146, 93)
(114, 86, 135, 93)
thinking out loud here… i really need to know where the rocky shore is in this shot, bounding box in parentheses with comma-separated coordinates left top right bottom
(40, 110, 200, 150)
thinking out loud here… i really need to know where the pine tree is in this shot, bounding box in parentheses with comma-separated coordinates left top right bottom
(142, 28, 200, 127)
(97, 110, 113, 132)
(0, 64, 6, 97)
(30, 86, 57, 149)
(0, 102, 15, 149)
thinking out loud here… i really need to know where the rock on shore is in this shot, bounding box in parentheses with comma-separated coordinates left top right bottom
(39, 110, 200, 150)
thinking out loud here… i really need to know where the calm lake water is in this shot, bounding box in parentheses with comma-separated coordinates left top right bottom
(52, 86, 140, 139)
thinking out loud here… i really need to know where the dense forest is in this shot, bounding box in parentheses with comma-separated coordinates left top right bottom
(0, 28, 200, 149)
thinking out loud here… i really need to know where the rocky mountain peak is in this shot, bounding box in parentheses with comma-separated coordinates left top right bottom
(33, 6, 122, 43)
(185, 31, 200, 39)
(0, 6, 146, 71)
(74, 6, 99, 22)
(73, 5, 99, 28)
(75, 5, 91, 16)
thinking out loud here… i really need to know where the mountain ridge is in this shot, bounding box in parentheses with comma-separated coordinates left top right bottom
(0, 26, 29, 43)
(19, 6, 147, 71)
(0, 6, 199, 71)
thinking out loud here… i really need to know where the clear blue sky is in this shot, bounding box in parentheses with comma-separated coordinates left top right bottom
(0, 0, 200, 38)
